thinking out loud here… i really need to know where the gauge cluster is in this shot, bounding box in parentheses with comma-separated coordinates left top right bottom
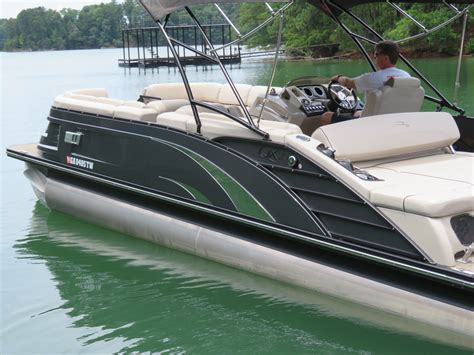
(299, 85, 328, 100)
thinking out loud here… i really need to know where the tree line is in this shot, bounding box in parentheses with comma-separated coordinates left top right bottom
(0, 0, 472, 55)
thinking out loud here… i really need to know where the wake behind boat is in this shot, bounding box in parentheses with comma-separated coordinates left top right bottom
(6, 0, 473, 339)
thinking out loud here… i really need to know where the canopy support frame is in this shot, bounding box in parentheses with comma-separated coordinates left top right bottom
(214, 4, 242, 37)
(386, 2, 427, 32)
(326, 0, 467, 115)
(211, 1, 293, 54)
(185, 7, 264, 133)
(453, 9, 468, 106)
(257, 10, 285, 124)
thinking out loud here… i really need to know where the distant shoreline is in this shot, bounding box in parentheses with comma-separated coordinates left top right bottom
(2, 47, 473, 60)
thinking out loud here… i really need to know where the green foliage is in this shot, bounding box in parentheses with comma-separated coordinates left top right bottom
(0, 2, 124, 51)
(0, 0, 472, 56)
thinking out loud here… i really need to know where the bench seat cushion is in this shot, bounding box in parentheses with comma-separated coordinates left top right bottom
(312, 112, 459, 162)
(142, 82, 282, 108)
(365, 153, 474, 217)
(114, 106, 158, 122)
(147, 99, 190, 113)
(157, 111, 301, 144)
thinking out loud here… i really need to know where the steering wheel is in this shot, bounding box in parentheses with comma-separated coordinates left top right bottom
(327, 80, 358, 112)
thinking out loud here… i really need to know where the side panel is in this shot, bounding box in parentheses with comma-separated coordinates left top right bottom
(44, 109, 324, 235)
(215, 138, 424, 260)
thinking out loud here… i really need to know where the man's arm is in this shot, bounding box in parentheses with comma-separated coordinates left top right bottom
(331, 74, 356, 90)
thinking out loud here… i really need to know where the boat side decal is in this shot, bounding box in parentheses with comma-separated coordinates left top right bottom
(154, 138, 275, 222)
(159, 176, 212, 205)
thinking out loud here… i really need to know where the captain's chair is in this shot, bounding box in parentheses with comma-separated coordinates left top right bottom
(360, 77, 425, 117)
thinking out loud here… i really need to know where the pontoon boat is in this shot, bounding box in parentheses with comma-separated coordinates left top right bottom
(6, 0, 473, 338)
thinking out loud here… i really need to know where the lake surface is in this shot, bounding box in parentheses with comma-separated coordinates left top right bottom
(1, 48, 473, 354)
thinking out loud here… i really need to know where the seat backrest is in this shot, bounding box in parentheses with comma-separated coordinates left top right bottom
(361, 77, 425, 118)
(311, 112, 459, 162)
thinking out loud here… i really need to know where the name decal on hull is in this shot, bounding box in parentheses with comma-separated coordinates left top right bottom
(66, 156, 94, 170)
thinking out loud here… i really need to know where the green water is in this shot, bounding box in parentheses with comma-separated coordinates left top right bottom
(1, 49, 473, 354)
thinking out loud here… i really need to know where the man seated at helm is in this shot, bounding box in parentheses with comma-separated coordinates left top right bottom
(320, 40, 410, 125)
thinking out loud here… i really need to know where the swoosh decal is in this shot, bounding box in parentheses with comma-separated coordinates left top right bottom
(154, 138, 275, 222)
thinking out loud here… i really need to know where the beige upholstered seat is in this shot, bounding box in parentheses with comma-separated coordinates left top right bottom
(312, 112, 459, 162)
(157, 111, 301, 144)
(361, 77, 425, 117)
(54, 89, 161, 122)
(142, 83, 281, 108)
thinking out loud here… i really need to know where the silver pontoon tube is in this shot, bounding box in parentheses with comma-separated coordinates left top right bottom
(25, 165, 473, 342)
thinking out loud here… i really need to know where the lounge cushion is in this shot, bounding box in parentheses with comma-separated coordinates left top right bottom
(114, 106, 158, 122)
(157, 111, 301, 144)
(312, 112, 459, 162)
(147, 99, 190, 114)
(53, 95, 115, 116)
(70, 88, 108, 97)
(217, 84, 252, 105)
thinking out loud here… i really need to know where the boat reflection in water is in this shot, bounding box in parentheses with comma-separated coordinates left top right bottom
(18, 203, 473, 352)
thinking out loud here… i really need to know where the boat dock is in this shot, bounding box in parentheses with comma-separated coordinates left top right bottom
(119, 24, 242, 68)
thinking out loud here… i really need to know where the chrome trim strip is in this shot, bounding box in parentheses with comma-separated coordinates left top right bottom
(38, 143, 58, 151)
(7, 150, 473, 288)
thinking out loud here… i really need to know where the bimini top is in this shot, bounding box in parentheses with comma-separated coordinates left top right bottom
(139, 0, 288, 21)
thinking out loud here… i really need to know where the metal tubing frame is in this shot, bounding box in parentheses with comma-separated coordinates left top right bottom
(185, 6, 268, 136)
(192, 101, 270, 134)
(258, 11, 285, 123)
(214, 3, 241, 36)
(168, 37, 219, 63)
(144, 7, 272, 138)
(155, 21, 202, 134)
(211, 1, 293, 53)
(322, 1, 376, 71)
(326, 0, 465, 114)
(265, 2, 275, 14)
(393, 8, 469, 44)
(443, 0, 460, 13)
(387, 1, 427, 32)
(453, 10, 468, 106)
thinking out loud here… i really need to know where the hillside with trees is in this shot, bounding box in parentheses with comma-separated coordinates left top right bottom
(0, 0, 472, 55)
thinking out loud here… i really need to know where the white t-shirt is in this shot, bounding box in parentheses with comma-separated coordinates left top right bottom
(353, 67, 410, 93)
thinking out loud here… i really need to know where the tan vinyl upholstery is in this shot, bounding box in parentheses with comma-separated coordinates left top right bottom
(69, 88, 109, 97)
(142, 83, 281, 108)
(217, 84, 252, 105)
(364, 160, 473, 217)
(147, 99, 190, 114)
(53, 83, 282, 123)
(157, 111, 301, 144)
(53, 95, 116, 116)
(312, 112, 459, 162)
(142, 82, 222, 101)
(113, 106, 158, 122)
(54, 89, 160, 121)
(361, 77, 425, 117)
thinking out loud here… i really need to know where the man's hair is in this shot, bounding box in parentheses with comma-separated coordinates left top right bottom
(375, 40, 400, 64)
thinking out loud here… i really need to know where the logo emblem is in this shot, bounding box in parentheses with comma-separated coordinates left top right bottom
(66, 156, 94, 170)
